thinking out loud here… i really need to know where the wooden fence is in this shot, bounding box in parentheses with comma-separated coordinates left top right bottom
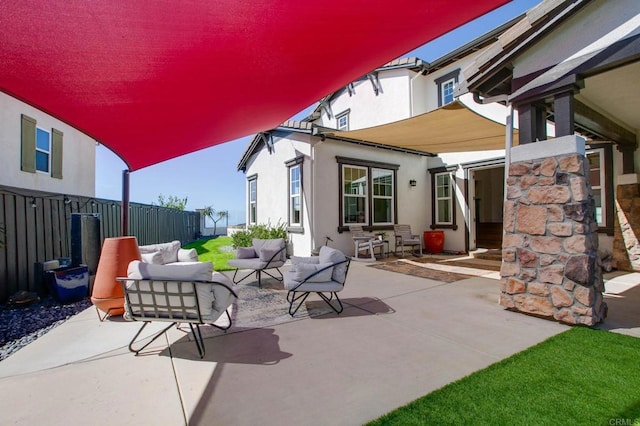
(0, 185, 200, 303)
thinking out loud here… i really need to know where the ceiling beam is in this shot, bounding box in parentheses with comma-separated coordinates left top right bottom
(574, 99, 637, 148)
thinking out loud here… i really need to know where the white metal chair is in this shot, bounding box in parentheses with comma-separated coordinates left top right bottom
(349, 225, 385, 262)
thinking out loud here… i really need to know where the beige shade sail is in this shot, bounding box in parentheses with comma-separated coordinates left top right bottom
(327, 101, 517, 154)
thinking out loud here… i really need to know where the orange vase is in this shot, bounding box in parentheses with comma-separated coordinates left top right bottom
(91, 236, 141, 317)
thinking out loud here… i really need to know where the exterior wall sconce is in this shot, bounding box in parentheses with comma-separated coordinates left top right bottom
(409, 179, 417, 187)
(31, 197, 37, 208)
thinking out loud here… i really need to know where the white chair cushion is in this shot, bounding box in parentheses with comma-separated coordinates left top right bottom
(138, 240, 181, 264)
(140, 251, 164, 265)
(292, 262, 334, 282)
(319, 246, 348, 282)
(283, 271, 344, 292)
(126, 260, 216, 316)
(289, 255, 320, 272)
(227, 258, 284, 269)
(252, 238, 286, 262)
(178, 248, 199, 262)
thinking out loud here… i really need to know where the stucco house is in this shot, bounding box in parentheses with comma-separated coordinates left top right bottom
(237, 18, 521, 257)
(0, 92, 96, 197)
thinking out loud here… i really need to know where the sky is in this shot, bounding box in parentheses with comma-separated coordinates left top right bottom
(94, 0, 540, 226)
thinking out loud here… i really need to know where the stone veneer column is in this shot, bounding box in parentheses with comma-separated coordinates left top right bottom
(500, 135, 607, 325)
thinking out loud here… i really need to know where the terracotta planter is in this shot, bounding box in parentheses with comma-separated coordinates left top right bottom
(423, 231, 444, 254)
(91, 236, 141, 317)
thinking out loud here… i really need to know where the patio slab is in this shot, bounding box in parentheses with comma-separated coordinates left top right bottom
(0, 260, 637, 425)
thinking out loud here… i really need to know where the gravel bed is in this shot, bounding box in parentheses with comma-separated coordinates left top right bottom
(0, 296, 91, 361)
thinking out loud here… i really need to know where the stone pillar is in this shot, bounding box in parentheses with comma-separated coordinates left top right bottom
(500, 135, 607, 326)
(613, 174, 640, 271)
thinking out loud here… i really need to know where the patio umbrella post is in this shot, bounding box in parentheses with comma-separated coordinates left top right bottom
(121, 169, 130, 236)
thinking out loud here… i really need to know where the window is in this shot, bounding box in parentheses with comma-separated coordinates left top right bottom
(587, 147, 609, 229)
(36, 127, 51, 173)
(337, 157, 398, 229)
(430, 168, 457, 230)
(20, 114, 63, 178)
(372, 168, 393, 224)
(435, 173, 452, 224)
(287, 157, 303, 229)
(248, 175, 257, 225)
(343, 165, 368, 224)
(440, 79, 455, 106)
(336, 110, 350, 131)
(434, 69, 460, 107)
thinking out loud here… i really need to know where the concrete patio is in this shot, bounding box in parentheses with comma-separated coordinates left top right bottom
(0, 258, 638, 425)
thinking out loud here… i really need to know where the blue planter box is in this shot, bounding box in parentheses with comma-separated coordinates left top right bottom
(46, 265, 89, 304)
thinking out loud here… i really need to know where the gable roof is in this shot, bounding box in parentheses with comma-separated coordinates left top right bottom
(463, 0, 592, 97)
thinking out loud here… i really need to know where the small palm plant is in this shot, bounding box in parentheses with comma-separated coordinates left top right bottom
(202, 206, 228, 236)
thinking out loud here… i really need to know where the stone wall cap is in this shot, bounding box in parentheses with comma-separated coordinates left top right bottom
(511, 135, 585, 163)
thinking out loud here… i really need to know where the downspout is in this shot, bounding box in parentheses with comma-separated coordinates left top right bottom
(409, 70, 423, 117)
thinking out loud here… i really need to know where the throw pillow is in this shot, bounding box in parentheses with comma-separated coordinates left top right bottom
(252, 238, 286, 262)
(292, 262, 334, 282)
(178, 248, 199, 262)
(259, 247, 282, 262)
(140, 251, 164, 265)
(319, 246, 348, 282)
(138, 241, 181, 264)
(289, 255, 319, 272)
(236, 246, 256, 259)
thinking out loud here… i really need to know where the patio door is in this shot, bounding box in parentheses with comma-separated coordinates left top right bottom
(472, 166, 504, 249)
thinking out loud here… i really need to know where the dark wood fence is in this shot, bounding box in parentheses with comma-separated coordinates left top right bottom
(0, 185, 200, 303)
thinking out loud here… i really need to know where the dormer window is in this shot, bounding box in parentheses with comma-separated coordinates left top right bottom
(336, 110, 350, 131)
(435, 69, 460, 107)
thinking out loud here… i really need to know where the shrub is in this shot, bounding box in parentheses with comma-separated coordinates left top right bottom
(231, 221, 288, 248)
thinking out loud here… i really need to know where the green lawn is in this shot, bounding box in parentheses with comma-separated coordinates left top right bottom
(183, 236, 236, 271)
(369, 327, 640, 426)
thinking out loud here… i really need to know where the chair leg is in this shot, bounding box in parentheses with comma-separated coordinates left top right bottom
(262, 268, 284, 283)
(317, 292, 344, 314)
(231, 268, 259, 285)
(189, 323, 206, 359)
(128, 321, 176, 356)
(288, 291, 311, 316)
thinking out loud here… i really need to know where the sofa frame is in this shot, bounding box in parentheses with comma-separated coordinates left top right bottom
(118, 277, 237, 358)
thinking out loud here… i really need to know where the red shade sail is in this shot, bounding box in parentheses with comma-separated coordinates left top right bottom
(0, 0, 508, 171)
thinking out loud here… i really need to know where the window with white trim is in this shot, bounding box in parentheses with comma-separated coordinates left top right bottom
(434, 69, 460, 107)
(372, 168, 393, 224)
(435, 172, 453, 225)
(248, 176, 257, 225)
(587, 148, 605, 227)
(343, 165, 368, 225)
(289, 163, 302, 226)
(337, 110, 350, 131)
(440, 79, 455, 106)
(338, 157, 398, 228)
(36, 127, 51, 173)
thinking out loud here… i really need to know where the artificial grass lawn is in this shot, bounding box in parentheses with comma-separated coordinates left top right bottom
(370, 327, 640, 425)
(183, 236, 236, 271)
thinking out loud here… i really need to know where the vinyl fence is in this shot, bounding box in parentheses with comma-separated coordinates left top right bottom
(0, 185, 200, 303)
